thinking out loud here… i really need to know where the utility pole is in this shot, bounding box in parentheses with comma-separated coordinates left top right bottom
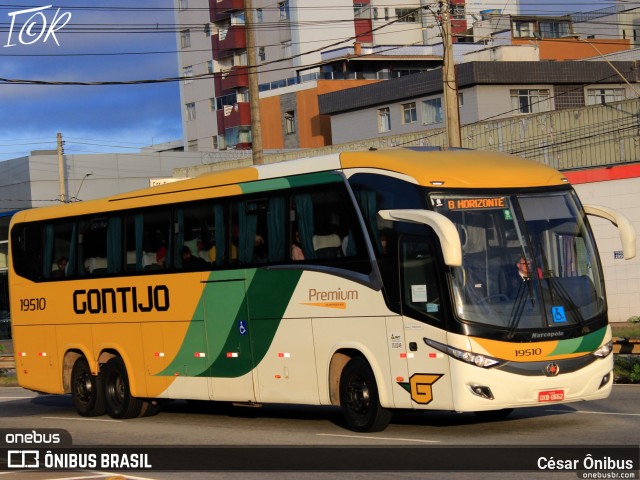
(57, 132, 67, 202)
(244, 0, 264, 165)
(439, 0, 461, 148)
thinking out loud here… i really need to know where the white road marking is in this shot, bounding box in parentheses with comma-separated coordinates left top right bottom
(40, 416, 122, 423)
(545, 409, 640, 416)
(318, 433, 439, 443)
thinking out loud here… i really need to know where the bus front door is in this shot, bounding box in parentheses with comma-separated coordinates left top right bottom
(399, 235, 454, 410)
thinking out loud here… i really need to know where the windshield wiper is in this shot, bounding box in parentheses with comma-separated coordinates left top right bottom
(506, 276, 535, 339)
(539, 244, 587, 332)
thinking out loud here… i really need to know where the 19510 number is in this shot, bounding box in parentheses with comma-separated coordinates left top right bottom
(20, 298, 46, 311)
(515, 348, 542, 357)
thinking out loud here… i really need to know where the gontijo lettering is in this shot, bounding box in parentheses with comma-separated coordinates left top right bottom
(447, 197, 505, 210)
(73, 286, 169, 314)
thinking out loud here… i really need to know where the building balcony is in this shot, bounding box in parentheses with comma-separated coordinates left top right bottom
(220, 66, 249, 92)
(210, 0, 244, 16)
(212, 24, 246, 59)
(216, 101, 251, 131)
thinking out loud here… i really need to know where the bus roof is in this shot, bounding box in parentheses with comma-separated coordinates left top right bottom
(12, 148, 567, 223)
(339, 148, 568, 189)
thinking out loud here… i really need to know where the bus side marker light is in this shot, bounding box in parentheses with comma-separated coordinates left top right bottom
(275, 375, 281, 379)
(194, 352, 206, 358)
(226, 352, 239, 358)
(400, 353, 415, 359)
(155, 352, 165, 357)
(38, 352, 47, 357)
(278, 352, 291, 358)
(18, 352, 26, 357)
(396, 377, 404, 382)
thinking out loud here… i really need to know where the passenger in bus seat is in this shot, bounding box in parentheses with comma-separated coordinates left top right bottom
(52, 257, 68, 277)
(291, 231, 304, 260)
(181, 245, 207, 269)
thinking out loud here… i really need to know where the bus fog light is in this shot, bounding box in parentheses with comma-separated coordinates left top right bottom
(599, 372, 611, 389)
(469, 385, 494, 400)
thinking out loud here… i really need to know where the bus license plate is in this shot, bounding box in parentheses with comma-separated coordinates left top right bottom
(538, 389, 564, 402)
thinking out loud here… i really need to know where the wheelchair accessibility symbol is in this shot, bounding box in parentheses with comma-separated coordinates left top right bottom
(552, 306, 566, 323)
(239, 320, 247, 335)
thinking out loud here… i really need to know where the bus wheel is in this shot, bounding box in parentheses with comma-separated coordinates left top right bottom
(71, 356, 106, 417)
(339, 357, 392, 432)
(102, 357, 143, 419)
(138, 400, 160, 418)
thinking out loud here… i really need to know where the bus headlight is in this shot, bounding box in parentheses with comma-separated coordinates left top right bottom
(424, 338, 503, 368)
(593, 340, 613, 358)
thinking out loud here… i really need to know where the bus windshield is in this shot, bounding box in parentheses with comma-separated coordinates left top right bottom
(430, 191, 605, 331)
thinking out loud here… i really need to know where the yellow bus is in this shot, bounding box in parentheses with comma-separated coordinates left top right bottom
(9, 148, 636, 432)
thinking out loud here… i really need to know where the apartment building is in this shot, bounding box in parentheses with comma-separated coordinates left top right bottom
(175, 0, 516, 152)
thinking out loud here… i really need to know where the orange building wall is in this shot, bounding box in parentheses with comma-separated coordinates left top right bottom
(259, 79, 380, 149)
(512, 38, 631, 61)
(260, 96, 284, 150)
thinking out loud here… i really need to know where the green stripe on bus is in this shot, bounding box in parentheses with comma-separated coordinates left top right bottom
(549, 327, 607, 356)
(239, 172, 341, 194)
(158, 268, 303, 378)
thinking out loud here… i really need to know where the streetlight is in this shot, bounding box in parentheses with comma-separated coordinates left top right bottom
(74, 173, 93, 202)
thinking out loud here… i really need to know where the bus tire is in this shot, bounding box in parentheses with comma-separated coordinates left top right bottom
(102, 356, 143, 419)
(339, 357, 392, 432)
(71, 356, 106, 417)
(138, 400, 160, 418)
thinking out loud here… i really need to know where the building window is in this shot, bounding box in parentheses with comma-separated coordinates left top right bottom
(396, 8, 418, 23)
(284, 111, 296, 134)
(212, 136, 218, 149)
(512, 21, 534, 38)
(384, 8, 389, 21)
(278, 1, 290, 20)
(179, 0, 188, 11)
(180, 29, 191, 48)
(402, 102, 417, 124)
(539, 21, 570, 38)
(186, 103, 196, 121)
(209, 98, 216, 111)
(187, 139, 197, 151)
(281, 41, 291, 58)
(587, 88, 625, 105)
(183, 66, 193, 84)
(510, 89, 551, 114)
(258, 47, 266, 61)
(207, 61, 214, 74)
(257, 8, 263, 22)
(354, 3, 371, 19)
(452, 5, 465, 20)
(377, 107, 391, 133)
(422, 98, 443, 125)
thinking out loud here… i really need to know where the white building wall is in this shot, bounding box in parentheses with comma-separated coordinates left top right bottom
(0, 151, 204, 212)
(573, 177, 640, 323)
(371, 0, 423, 46)
(290, 0, 355, 71)
(175, 0, 218, 152)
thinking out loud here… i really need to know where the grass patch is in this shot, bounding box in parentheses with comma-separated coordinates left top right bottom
(0, 373, 18, 387)
(611, 322, 640, 338)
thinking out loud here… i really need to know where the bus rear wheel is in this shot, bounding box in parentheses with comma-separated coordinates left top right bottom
(102, 356, 143, 419)
(339, 357, 392, 432)
(71, 356, 106, 417)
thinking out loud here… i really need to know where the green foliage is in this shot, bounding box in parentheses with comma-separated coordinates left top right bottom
(629, 316, 640, 324)
(0, 344, 4, 354)
(614, 355, 640, 384)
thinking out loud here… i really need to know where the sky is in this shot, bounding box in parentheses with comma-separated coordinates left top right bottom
(0, 0, 620, 162)
(0, 1, 182, 160)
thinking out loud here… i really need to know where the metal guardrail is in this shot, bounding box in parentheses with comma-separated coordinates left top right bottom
(0, 339, 637, 372)
(0, 356, 14, 370)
